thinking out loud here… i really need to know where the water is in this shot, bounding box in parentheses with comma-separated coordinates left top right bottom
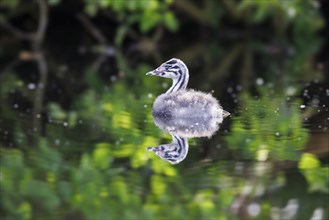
(1, 16, 328, 220)
(1, 63, 328, 219)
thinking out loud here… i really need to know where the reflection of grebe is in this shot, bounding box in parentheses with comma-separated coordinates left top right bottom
(146, 58, 230, 164)
(146, 58, 230, 119)
(147, 134, 188, 165)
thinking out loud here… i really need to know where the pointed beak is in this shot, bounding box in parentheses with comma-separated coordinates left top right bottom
(146, 147, 164, 156)
(146, 70, 159, 76)
(146, 147, 157, 152)
(146, 67, 165, 76)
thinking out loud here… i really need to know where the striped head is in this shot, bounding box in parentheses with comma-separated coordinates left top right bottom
(146, 58, 189, 93)
(146, 135, 188, 164)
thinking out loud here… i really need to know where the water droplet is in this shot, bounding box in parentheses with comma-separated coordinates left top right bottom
(256, 78, 264, 86)
(248, 203, 261, 217)
(300, 105, 306, 109)
(287, 8, 296, 17)
(13, 104, 19, 109)
(27, 83, 36, 90)
(144, 104, 147, 108)
(54, 139, 60, 145)
(63, 122, 68, 127)
(36, 114, 41, 119)
(147, 93, 153, 98)
(275, 132, 280, 136)
(286, 87, 296, 96)
(162, 82, 168, 88)
(227, 87, 233, 93)
(110, 75, 117, 82)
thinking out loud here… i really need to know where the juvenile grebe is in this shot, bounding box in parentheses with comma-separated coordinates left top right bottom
(146, 58, 230, 164)
(146, 58, 229, 119)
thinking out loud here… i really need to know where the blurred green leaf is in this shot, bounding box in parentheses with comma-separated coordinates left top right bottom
(140, 10, 161, 33)
(298, 153, 320, 169)
(48, 103, 66, 121)
(163, 11, 178, 32)
(17, 201, 31, 220)
(93, 143, 112, 169)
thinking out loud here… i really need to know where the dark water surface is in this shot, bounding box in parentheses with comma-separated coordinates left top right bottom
(1, 61, 328, 219)
(1, 9, 329, 220)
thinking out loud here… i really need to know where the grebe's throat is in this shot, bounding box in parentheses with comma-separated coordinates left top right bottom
(166, 61, 189, 94)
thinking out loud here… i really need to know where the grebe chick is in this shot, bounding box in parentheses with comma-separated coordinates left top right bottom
(146, 58, 230, 164)
(146, 58, 230, 119)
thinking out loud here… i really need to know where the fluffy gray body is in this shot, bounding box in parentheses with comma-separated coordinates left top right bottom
(152, 89, 224, 119)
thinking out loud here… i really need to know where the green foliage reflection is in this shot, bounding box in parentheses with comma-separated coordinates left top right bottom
(226, 91, 308, 161)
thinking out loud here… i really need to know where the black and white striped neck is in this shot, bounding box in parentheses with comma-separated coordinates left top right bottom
(146, 134, 189, 164)
(146, 58, 190, 94)
(166, 62, 189, 94)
